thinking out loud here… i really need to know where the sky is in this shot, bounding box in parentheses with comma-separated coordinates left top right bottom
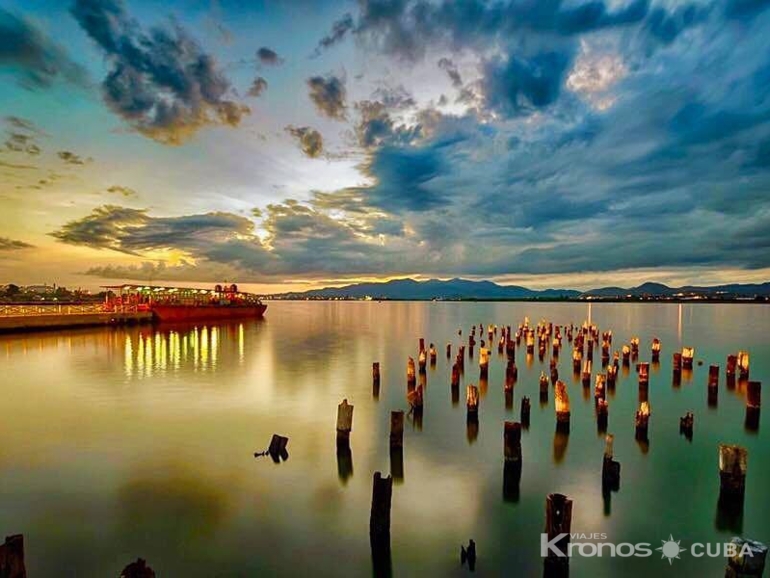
(1, 0, 770, 292)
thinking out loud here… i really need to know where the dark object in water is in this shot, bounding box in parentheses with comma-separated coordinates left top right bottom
(460, 539, 476, 571)
(0, 534, 26, 578)
(724, 537, 767, 577)
(254, 434, 289, 462)
(120, 558, 156, 578)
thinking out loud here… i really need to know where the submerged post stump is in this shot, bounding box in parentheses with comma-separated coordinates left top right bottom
(680, 411, 694, 439)
(0, 534, 26, 578)
(370, 472, 393, 573)
(725, 538, 767, 578)
(120, 558, 155, 578)
(336, 399, 354, 446)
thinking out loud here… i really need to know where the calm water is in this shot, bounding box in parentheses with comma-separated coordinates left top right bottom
(1, 301, 768, 577)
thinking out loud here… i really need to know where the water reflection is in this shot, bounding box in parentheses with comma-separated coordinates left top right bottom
(336, 444, 353, 484)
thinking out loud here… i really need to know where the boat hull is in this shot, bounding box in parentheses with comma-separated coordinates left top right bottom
(150, 303, 267, 323)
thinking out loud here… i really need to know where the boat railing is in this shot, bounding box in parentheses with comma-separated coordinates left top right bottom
(0, 303, 147, 316)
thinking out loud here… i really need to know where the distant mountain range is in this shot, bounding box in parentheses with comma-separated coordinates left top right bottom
(268, 278, 770, 301)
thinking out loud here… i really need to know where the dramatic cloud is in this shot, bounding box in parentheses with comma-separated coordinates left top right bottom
(285, 126, 324, 158)
(0, 237, 33, 250)
(71, 0, 249, 144)
(0, 8, 87, 90)
(307, 74, 347, 119)
(313, 13, 354, 55)
(256, 47, 282, 66)
(247, 77, 268, 97)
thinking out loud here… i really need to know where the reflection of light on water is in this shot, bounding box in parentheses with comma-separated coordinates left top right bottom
(238, 324, 244, 364)
(588, 302, 592, 324)
(211, 327, 219, 369)
(201, 327, 209, 370)
(124, 336, 133, 378)
(677, 303, 682, 343)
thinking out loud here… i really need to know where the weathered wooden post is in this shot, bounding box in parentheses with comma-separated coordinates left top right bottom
(372, 362, 381, 398)
(738, 351, 750, 380)
(446, 343, 452, 359)
(390, 411, 404, 449)
(635, 401, 650, 441)
(606, 363, 617, 389)
(370, 472, 393, 574)
(550, 363, 559, 386)
(457, 346, 465, 371)
(718, 444, 747, 498)
(552, 336, 560, 358)
(451, 363, 460, 387)
(539, 371, 550, 394)
(651, 338, 661, 362)
(521, 396, 531, 428)
(479, 346, 490, 379)
(621, 344, 631, 366)
(594, 373, 607, 402)
(596, 399, 609, 433)
(581, 359, 592, 387)
(418, 337, 425, 353)
(466, 385, 479, 418)
(709, 364, 720, 388)
(746, 381, 761, 431)
(505, 360, 518, 390)
(724, 538, 767, 578)
(418, 349, 427, 373)
(554, 381, 570, 434)
(406, 357, 416, 389)
(637, 362, 649, 386)
(673, 352, 682, 384)
(0, 534, 26, 578)
(572, 348, 582, 374)
(407, 385, 423, 411)
(680, 411, 694, 440)
(543, 493, 572, 576)
(503, 421, 523, 502)
(601, 434, 620, 491)
(336, 399, 354, 446)
(429, 343, 437, 366)
(630, 336, 639, 357)
(526, 331, 535, 354)
(682, 346, 694, 370)
(120, 558, 155, 578)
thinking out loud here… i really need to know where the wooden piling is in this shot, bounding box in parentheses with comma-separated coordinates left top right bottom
(719, 444, 748, 497)
(554, 381, 570, 433)
(594, 374, 606, 402)
(596, 399, 608, 433)
(601, 434, 620, 491)
(724, 538, 767, 578)
(709, 365, 720, 388)
(336, 399, 354, 445)
(680, 411, 694, 439)
(682, 347, 694, 370)
(572, 348, 582, 373)
(446, 343, 452, 359)
(637, 362, 649, 386)
(544, 493, 572, 572)
(635, 401, 650, 440)
(406, 385, 424, 410)
(540, 371, 549, 393)
(504, 421, 522, 462)
(651, 338, 661, 362)
(521, 396, 531, 428)
(738, 351, 750, 379)
(418, 349, 427, 373)
(479, 347, 490, 378)
(747, 381, 761, 409)
(0, 534, 26, 578)
(581, 359, 592, 387)
(390, 411, 404, 448)
(372, 362, 381, 386)
(407, 357, 416, 388)
(466, 385, 479, 417)
(369, 472, 393, 570)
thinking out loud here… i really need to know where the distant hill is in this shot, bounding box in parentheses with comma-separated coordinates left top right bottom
(268, 278, 770, 301)
(272, 278, 580, 300)
(582, 282, 770, 299)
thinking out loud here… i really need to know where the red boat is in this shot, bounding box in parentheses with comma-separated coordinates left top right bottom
(103, 284, 267, 322)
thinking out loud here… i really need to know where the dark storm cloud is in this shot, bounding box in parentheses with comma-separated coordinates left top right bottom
(247, 76, 268, 97)
(256, 47, 282, 65)
(313, 13, 354, 56)
(285, 125, 324, 158)
(0, 8, 87, 90)
(307, 74, 347, 119)
(70, 0, 249, 144)
(0, 237, 33, 250)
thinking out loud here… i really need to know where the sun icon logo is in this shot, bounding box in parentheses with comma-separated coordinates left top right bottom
(657, 535, 686, 564)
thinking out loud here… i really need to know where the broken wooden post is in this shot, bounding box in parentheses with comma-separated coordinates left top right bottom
(255, 434, 290, 462)
(554, 381, 570, 434)
(451, 363, 460, 387)
(550, 364, 559, 386)
(526, 331, 535, 354)
(466, 384, 479, 417)
(460, 540, 477, 571)
(581, 359, 592, 387)
(746, 381, 761, 431)
(418, 349, 427, 373)
(479, 346, 490, 379)
(552, 336, 560, 358)
(709, 364, 720, 388)
(719, 444, 748, 497)
(407, 357, 416, 388)
(429, 343, 437, 365)
(370, 472, 393, 573)
(457, 346, 465, 371)
(637, 362, 649, 386)
(680, 411, 694, 440)
(596, 399, 608, 433)
(446, 343, 452, 359)
(504, 421, 522, 462)
(606, 363, 617, 389)
(120, 558, 155, 578)
(336, 399, 354, 446)
(594, 373, 606, 403)
(543, 493, 572, 575)
(521, 396, 531, 428)
(372, 362, 381, 398)
(0, 534, 26, 578)
(505, 360, 518, 390)
(738, 351, 750, 380)
(651, 337, 661, 362)
(630, 336, 639, 357)
(390, 411, 404, 448)
(539, 371, 549, 393)
(724, 537, 767, 578)
(673, 352, 682, 383)
(418, 337, 425, 353)
(682, 346, 694, 370)
(622, 344, 631, 366)
(572, 348, 582, 373)
(406, 385, 423, 411)
(601, 434, 620, 491)
(635, 401, 650, 441)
